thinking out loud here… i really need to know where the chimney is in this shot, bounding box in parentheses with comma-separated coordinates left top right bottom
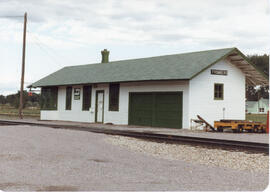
(101, 49, 109, 63)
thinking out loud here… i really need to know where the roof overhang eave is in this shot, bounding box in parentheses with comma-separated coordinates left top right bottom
(26, 78, 191, 88)
(190, 47, 268, 86)
(226, 48, 269, 86)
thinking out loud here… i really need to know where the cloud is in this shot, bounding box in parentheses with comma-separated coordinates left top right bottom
(0, 0, 269, 94)
(1, 0, 269, 50)
(0, 82, 20, 96)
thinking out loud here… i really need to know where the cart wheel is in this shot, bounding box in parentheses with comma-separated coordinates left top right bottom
(217, 126, 223, 132)
(237, 126, 243, 133)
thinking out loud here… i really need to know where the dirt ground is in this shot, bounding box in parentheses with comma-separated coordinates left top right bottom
(0, 125, 268, 191)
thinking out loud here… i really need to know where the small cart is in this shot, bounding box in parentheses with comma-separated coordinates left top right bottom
(214, 119, 266, 133)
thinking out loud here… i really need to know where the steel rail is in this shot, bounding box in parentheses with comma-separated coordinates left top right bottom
(0, 120, 268, 154)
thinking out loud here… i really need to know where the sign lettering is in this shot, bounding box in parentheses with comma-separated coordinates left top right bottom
(211, 69, 228, 76)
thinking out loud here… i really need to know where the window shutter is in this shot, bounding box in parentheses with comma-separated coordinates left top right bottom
(82, 85, 92, 111)
(66, 86, 72, 110)
(109, 83, 120, 111)
(40, 87, 58, 110)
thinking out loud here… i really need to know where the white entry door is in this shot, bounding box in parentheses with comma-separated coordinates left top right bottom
(95, 90, 104, 123)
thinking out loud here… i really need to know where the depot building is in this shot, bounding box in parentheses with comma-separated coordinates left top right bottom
(29, 47, 268, 129)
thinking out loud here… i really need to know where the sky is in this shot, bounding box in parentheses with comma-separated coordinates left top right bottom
(0, 0, 269, 95)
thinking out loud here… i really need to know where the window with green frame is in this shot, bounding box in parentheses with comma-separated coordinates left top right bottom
(214, 83, 224, 100)
(109, 83, 120, 111)
(66, 86, 72, 110)
(40, 87, 58, 110)
(82, 85, 92, 111)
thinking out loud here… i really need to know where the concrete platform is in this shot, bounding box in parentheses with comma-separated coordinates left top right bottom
(0, 118, 268, 144)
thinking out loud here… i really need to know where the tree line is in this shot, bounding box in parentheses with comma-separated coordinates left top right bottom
(0, 91, 40, 108)
(246, 54, 269, 101)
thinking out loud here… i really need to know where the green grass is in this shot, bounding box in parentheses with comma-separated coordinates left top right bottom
(246, 113, 267, 124)
(0, 104, 40, 117)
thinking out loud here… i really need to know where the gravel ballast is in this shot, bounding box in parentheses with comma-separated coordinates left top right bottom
(106, 136, 269, 173)
(0, 125, 268, 191)
(1, 117, 268, 144)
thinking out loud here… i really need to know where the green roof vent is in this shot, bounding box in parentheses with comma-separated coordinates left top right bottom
(101, 49, 109, 63)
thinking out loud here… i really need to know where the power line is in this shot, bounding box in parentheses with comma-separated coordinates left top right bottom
(0, 15, 24, 20)
(27, 30, 67, 68)
(0, 15, 23, 17)
(30, 32, 63, 61)
(30, 37, 64, 68)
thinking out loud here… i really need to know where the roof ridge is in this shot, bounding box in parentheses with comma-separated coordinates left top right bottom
(66, 47, 236, 69)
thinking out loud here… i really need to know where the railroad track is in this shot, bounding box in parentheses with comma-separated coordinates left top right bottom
(0, 120, 268, 154)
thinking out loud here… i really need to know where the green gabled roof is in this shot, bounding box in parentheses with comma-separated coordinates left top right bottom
(29, 47, 239, 87)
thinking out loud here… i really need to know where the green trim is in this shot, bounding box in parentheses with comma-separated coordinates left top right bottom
(95, 90, 104, 123)
(214, 83, 224, 100)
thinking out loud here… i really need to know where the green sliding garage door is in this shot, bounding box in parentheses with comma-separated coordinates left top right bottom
(129, 92, 183, 128)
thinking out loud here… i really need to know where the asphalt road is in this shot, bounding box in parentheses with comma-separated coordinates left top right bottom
(0, 125, 268, 191)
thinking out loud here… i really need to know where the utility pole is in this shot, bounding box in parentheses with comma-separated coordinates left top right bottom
(19, 12, 27, 119)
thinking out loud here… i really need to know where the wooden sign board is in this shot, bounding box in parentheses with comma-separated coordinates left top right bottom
(74, 88, 81, 100)
(211, 69, 228, 76)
